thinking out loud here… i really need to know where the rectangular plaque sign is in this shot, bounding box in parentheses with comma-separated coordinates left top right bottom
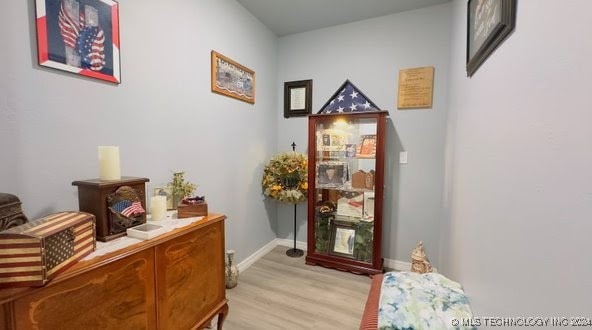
(397, 66, 434, 109)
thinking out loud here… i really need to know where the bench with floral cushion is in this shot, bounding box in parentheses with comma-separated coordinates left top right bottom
(360, 271, 475, 330)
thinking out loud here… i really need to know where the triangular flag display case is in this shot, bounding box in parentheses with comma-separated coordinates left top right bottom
(318, 80, 380, 114)
(306, 81, 387, 275)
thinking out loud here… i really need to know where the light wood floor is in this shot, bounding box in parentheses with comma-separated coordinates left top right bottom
(222, 246, 371, 330)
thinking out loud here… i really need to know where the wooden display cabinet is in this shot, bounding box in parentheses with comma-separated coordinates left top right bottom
(306, 111, 388, 275)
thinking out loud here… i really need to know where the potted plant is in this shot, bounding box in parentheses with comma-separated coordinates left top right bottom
(167, 171, 196, 209)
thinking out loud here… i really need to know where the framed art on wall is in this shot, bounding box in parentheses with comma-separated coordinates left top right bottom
(466, 0, 516, 77)
(211, 50, 255, 104)
(35, 0, 121, 83)
(284, 79, 312, 118)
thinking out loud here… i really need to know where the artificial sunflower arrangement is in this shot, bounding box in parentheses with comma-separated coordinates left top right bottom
(262, 152, 308, 203)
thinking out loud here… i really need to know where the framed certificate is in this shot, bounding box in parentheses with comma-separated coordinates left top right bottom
(284, 79, 312, 118)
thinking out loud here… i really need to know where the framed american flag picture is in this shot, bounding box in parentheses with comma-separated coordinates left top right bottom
(35, 0, 121, 83)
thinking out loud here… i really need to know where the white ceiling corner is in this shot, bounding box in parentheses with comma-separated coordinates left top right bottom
(236, 0, 451, 37)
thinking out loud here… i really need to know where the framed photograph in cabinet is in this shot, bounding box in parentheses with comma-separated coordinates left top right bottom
(317, 162, 347, 188)
(35, 0, 121, 83)
(357, 135, 377, 158)
(330, 222, 356, 258)
(284, 80, 312, 118)
(318, 130, 346, 152)
(466, 0, 516, 76)
(211, 50, 255, 104)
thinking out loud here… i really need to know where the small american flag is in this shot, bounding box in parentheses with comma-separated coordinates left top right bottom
(111, 200, 131, 213)
(111, 201, 145, 218)
(121, 202, 145, 218)
(319, 80, 380, 114)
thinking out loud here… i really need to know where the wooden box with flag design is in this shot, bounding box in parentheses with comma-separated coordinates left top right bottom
(0, 211, 96, 288)
(72, 177, 149, 242)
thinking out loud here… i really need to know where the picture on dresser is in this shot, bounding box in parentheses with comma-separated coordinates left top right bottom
(153, 187, 173, 210)
(35, 0, 121, 83)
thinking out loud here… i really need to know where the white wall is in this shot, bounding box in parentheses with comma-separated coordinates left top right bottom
(443, 0, 592, 317)
(0, 0, 278, 263)
(277, 4, 453, 264)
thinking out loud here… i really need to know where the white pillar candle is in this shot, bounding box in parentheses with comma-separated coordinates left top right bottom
(150, 196, 167, 221)
(98, 146, 121, 180)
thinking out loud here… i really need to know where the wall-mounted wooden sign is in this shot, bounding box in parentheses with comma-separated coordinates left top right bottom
(397, 66, 434, 109)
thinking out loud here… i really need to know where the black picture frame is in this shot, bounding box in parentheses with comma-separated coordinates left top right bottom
(329, 221, 357, 259)
(284, 79, 312, 118)
(466, 0, 516, 77)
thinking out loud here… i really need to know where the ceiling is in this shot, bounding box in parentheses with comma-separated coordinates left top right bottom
(236, 0, 451, 37)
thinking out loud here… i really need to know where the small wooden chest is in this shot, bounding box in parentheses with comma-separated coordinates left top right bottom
(177, 202, 208, 219)
(0, 211, 96, 288)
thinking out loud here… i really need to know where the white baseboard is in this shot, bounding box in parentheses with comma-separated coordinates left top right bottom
(236, 238, 419, 274)
(236, 239, 278, 273)
(275, 238, 307, 251)
(384, 258, 411, 271)
(384, 258, 438, 273)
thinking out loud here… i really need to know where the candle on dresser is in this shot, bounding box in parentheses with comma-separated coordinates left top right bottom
(98, 146, 121, 180)
(150, 196, 167, 221)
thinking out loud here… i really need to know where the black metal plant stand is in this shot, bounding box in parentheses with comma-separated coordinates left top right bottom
(286, 142, 304, 258)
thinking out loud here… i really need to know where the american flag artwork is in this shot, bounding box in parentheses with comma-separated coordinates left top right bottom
(76, 26, 106, 71)
(111, 201, 145, 218)
(35, 0, 120, 83)
(57, 0, 81, 49)
(318, 80, 380, 114)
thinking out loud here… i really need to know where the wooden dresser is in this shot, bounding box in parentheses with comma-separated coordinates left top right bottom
(0, 213, 228, 329)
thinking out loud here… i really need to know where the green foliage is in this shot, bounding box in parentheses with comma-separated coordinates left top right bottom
(167, 171, 196, 198)
(315, 216, 331, 253)
(354, 221, 373, 262)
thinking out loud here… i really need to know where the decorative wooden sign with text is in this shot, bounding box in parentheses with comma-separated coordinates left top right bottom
(397, 66, 434, 109)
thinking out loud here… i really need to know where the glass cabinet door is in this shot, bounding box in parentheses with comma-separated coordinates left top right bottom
(311, 116, 379, 263)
